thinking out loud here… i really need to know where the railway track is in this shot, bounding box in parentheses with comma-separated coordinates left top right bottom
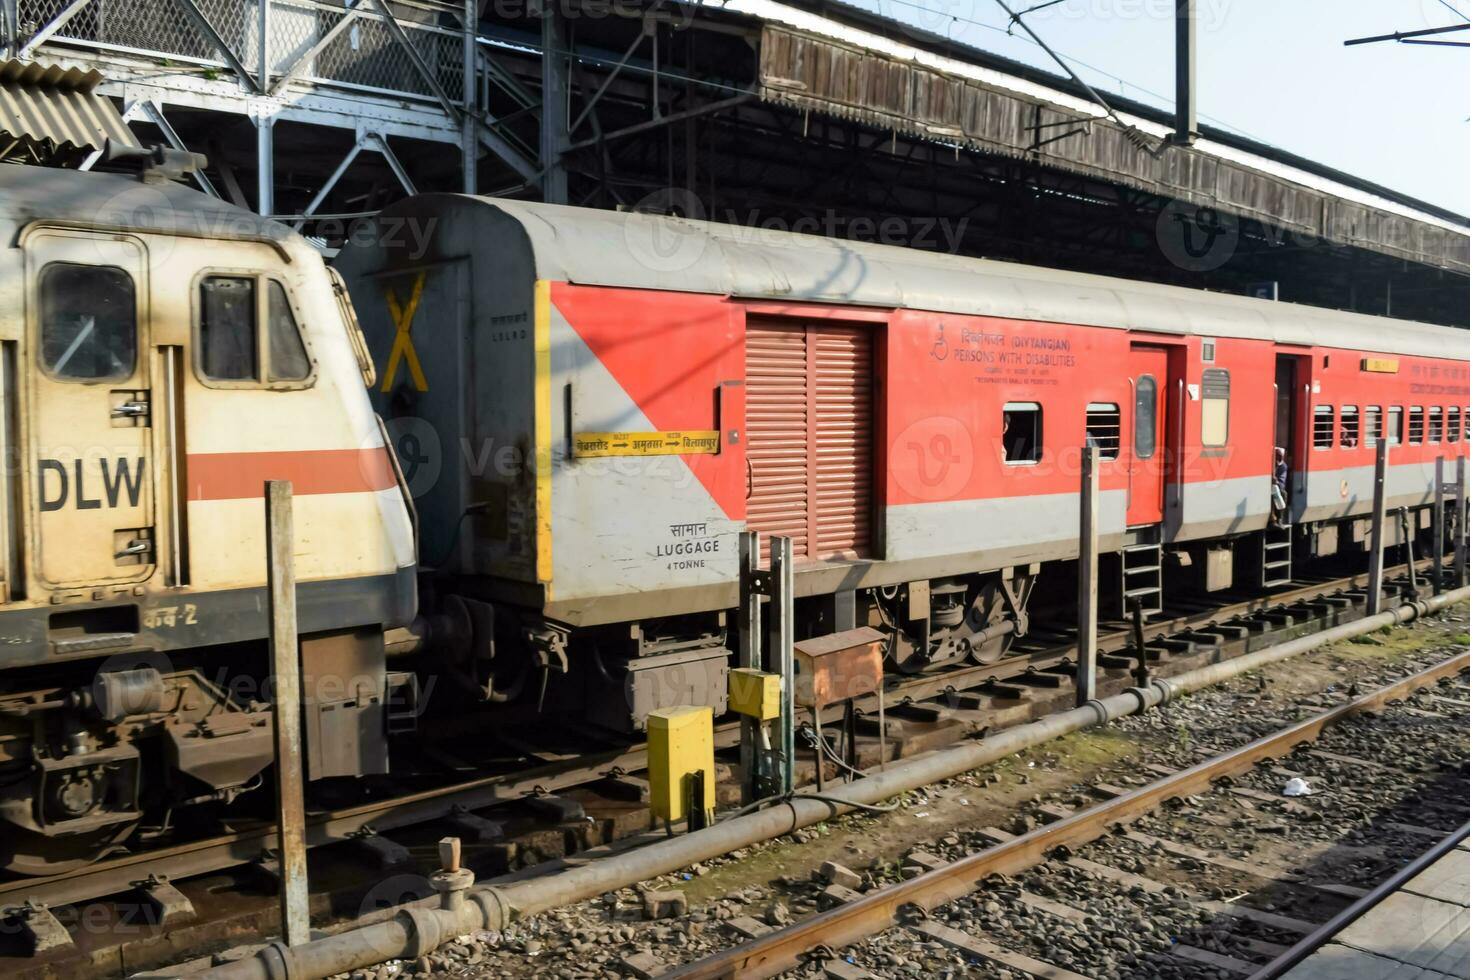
(0, 560, 1454, 976)
(662, 647, 1470, 979)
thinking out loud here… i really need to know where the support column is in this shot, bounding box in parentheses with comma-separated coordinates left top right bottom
(736, 531, 761, 805)
(538, 0, 569, 203)
(255, 114, 275, 216)
(1173, 0, 1196, 145)
(258, 0, 271, 92)
(1434, 456, 1446, 595)
(769, 535, 795, 796)
(1076, 446, 1100, 706)
(1457, 456, 1467, 588)
(1367, 439, 1389, 615)
(266, 481, 309, 948)
(461, 0, 478, 195)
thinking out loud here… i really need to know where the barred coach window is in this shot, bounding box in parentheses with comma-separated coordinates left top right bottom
(38, 262, 136, 381)
(199, 276, 258, 381)
(1084, 403, 1120, 460)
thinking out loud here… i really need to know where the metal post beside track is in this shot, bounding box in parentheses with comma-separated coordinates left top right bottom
(1367, 439, 1388, 615)
(1433, 456, 1446, 595)
(736, 532, 762, 805)
(1457, 457, 1468, 588)
(769, 536, 796, 796)
(266, 481, 310, 948)
(1076, 446, 1100, 706)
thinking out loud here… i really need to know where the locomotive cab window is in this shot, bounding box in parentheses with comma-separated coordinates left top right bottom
(1409, 407, 1425, 445)
(1340, 405, 1360, 448)
(196, 273, 314, 386)
(1002, 403, 1042, 465)
(1365, 406, 1382, 447)
(1312, 406, 1334, 449)
(1200, 369, 1230, 449)
(38, 262, 137, 381)
(1429, 407, 1444, 444)
(1084, 403, 1120, 460)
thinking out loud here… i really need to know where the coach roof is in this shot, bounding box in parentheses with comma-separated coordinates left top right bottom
(372, 193, 1470, 364)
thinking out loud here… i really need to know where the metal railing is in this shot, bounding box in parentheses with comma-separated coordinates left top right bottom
(11, 0, 467, 106)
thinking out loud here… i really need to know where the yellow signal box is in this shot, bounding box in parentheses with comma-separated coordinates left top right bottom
(646, 706, 716, 824)
(728, 668, 781, 721)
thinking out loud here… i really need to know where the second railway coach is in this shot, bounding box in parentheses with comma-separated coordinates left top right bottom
(336, 196, 1464, 729)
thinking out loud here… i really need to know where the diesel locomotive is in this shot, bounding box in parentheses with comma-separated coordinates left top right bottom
(0, 164, 416, 874)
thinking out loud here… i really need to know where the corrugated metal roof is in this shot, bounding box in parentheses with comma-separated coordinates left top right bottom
(360, 194, 1470, 363)
(755, 27, 1470, 276)
(0, 60, 136, 164)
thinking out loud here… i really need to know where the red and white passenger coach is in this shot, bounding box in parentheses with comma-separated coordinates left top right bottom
(338, 197, 1468, 729)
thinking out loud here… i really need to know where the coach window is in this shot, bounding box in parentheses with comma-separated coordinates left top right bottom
(1312, 406, 1334, 450)
(1340, 405, 1360, 448)
(197, 274, 314, 386)
(1135, 376, 1158, 460)
(1409, 407, 1425, 444)
(1450, 408, 1462, 444)
(1002, 403, 1042, 464)
(1388, 406, 1403, 445)
(38, 262, 137, 381)
(1201, 368, 1230, 450)
(1430, 407, 1444, 444)
(1084, 403, 1120, 460)
(1365, 406, 1383, 447)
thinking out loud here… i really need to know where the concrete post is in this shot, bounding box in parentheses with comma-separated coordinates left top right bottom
(266, 481, 309, 947)
(1367, 439, 1388, 615)
(1076, 446, 1100, 706)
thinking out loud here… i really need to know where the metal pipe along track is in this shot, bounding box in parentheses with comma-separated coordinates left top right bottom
(199, 585, 1470, 980)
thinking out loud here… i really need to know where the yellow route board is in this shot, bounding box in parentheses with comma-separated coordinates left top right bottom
(573, 430, 721, 457)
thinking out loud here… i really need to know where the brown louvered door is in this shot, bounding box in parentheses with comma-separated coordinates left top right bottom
(745, 318, 873, 562)
(810, 325, 873, 559)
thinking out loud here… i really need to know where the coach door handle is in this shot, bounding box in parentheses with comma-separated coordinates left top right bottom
(115, 539, 151, 559)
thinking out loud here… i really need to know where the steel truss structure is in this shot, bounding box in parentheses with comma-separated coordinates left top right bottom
(5, 0, 1470, 328)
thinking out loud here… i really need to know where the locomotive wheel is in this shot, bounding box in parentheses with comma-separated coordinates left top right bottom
(0, 821, 138, 877)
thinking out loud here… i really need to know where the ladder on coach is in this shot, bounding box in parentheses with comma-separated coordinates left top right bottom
(1260, 523, 1293, 589)
(1120, 541, 1163, 618)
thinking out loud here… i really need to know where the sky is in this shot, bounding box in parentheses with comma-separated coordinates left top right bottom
(838, 0, 1470, 217)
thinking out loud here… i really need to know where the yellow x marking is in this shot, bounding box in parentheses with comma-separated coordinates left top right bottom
(381, 271, 429, 393)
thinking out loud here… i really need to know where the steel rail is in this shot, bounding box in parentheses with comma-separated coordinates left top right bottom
(664, 650, 1470, 979)
(1248, 817, 1470, 979)
(0, 560, 1430, 911)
